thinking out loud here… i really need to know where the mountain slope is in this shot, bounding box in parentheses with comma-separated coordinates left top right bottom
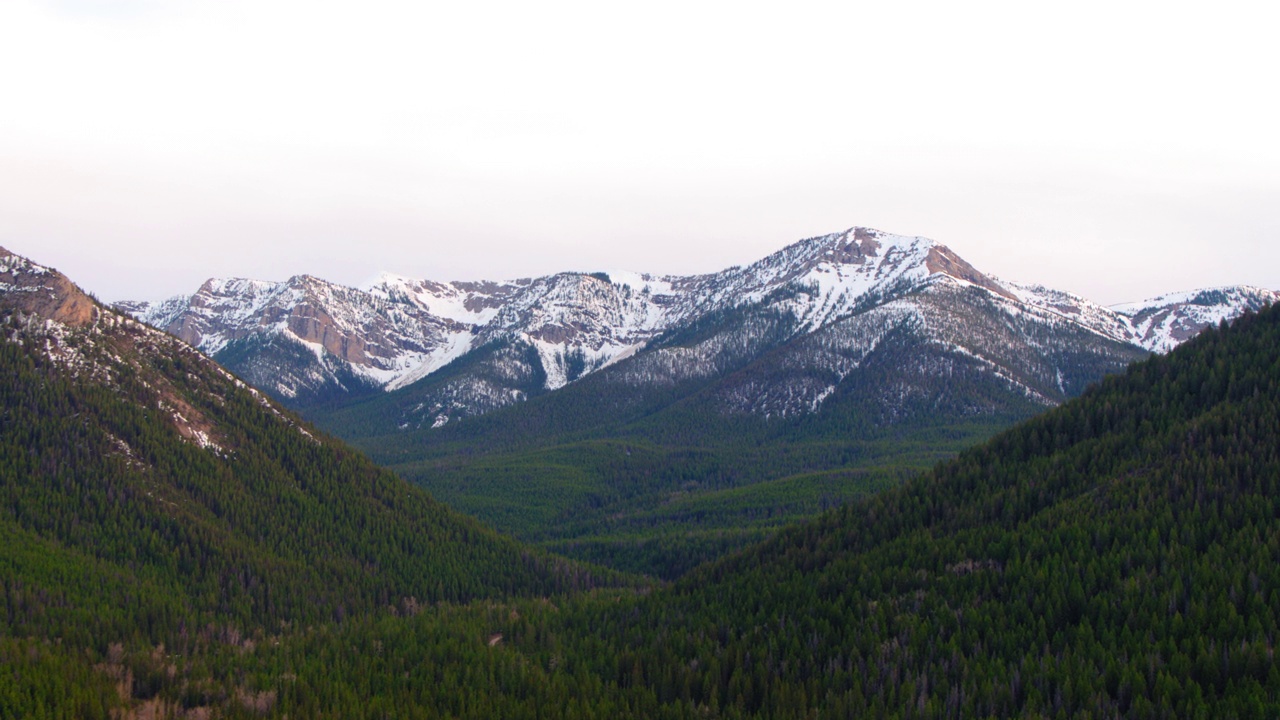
(1112, 285, 1280, 352)
(309, 228, 1163, 447)
(0, 247, 621, 715)
(595, 297, 1280, 716)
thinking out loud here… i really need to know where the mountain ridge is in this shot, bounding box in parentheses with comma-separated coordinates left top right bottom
(0, 245, 622, 635)
(119, 228, 1279, 427)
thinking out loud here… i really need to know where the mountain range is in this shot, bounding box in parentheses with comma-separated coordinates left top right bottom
(120, 227, 1278, 430)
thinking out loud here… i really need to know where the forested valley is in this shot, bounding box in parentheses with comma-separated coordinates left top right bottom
(3, 255, 1280, 717)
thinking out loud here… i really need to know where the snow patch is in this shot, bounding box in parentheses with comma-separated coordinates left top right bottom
(386, 332, 476, 391)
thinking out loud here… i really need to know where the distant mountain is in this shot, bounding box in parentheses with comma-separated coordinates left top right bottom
(1111, 285, 1280, 352)
(0, 246, 620, 713)
(121, 228, 1278, 426)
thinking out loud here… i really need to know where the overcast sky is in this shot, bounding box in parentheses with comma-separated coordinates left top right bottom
(2, 0, 1277, 305)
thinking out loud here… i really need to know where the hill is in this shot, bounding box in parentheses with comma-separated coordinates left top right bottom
(584, 299, 1280, 716)
(0, 248, 620, 717)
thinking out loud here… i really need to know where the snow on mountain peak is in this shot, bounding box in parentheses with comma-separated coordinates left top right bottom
(363, 272, 523, 327)
(1109, 286, 1280, 352)
(0, 247, 54, 277)
(687, 227, 1012, 333)
(1109, 285, 1277, 315)
(114, 227, 1275, 414)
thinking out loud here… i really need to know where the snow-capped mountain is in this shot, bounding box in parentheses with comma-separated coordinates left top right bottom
(120, 228, 1278, 427)
(1110, 286, 1280, 353)
(126, 272, 525, 400)
(1004, 282, 1280, 353)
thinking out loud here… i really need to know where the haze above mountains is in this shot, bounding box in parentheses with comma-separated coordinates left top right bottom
(9, 2, 1279, 312)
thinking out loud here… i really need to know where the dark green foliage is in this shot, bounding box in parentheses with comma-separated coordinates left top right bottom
(603, 302, 1280, 716)
(392, 437, 933, 579)
(0, 311, 624, 713)
(0, 638, 117, 719)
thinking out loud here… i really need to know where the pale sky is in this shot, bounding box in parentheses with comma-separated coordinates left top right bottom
(1, 0, 1277, 306)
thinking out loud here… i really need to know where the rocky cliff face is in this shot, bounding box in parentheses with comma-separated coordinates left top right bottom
(0, 248, 100, 328)
(119, 228, 1279, 424)
(0, 246, 315, 451)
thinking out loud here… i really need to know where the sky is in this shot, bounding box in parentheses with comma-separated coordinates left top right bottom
(1, 0, 1277, 306)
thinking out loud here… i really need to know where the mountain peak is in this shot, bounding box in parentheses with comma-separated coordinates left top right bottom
(814, 226, 889, 261)
(0, 247, 100, 328)
(811, 227, 1014, 298)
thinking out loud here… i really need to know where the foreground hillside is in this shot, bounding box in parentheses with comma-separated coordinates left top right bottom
(0, 249, 620, 717)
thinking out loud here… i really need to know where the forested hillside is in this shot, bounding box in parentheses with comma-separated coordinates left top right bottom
(0, 250, 621, 717)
